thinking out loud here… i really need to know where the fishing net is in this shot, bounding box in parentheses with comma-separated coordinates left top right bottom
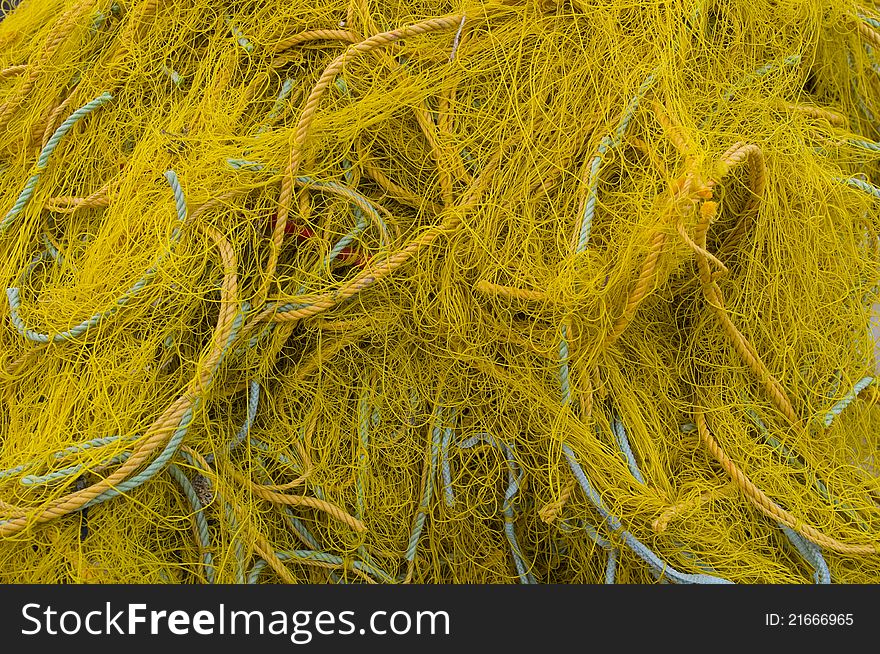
(0, 0, 879, 584)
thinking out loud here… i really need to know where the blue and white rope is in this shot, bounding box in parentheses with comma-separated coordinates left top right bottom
(404, 405, 444, 565)
(459, 434, 536, 584)
(575, 74, 655, 252)
(610, 412, 646, 485)
(439, 408, 457, 507)
(780, 524, 831, 584)
(356, 389, 371, 519)
(246, 550, 391, 584)
(561, 445, 733, 584)
(558, 330, 731, 583)
(823, 376, 873, 427)
(6, 170, 188, 343)
(168, 463, 215, 583)
(1, 92, 113, 232)
(0, 433, 132, 481)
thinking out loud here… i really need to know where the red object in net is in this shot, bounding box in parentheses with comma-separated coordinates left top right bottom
(275, 215, 365, 266)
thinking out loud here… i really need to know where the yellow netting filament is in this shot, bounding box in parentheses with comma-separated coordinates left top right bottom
(0, 0, 879, 584)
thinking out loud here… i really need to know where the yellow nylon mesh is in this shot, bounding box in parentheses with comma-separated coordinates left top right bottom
(0, 0, 878, 583)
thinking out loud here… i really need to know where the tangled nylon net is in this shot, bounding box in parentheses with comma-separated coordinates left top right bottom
(0, 0, 879, 584)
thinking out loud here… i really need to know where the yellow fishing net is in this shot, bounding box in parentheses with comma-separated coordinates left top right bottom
(0, 0, 879, 584)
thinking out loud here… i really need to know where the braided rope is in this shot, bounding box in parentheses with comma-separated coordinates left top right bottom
(39, 91, 78, 150)
(6, 169, 185, 344)
(694, 411, 879, 555)
(559, 322, 731, 582)
(229, 466, 366, 533)
(780, 524, 831, 584)
(837, 175, 880, 199)
(611, 413, 646, 485)
(574, 73, 656, 253)
(263, 14, 469, 306)
(0, 64, 26, 80)
(652, 485, 737, 533)
(259, 141, 505, 324)
(824, 376, 874, 427)
(0, 198, 241, 537)
(168, 463, 215, 584)
(404, 405, 443, 569)
(44, 183, 112, 213)
(440, 409, 457, 508)
(355, 139, 444, 213)
(247, 549, 383, 584)
(474, 280, 549, 303)
(604, 224, 668, 346)
(712, 143, 766, 255)
(692, 194, 800, 428)
(538, 477, 577, 523)
(271, 28, 361, 57)
(561, 443, 734, 583)
(459, 434, 536, 584)
(1, 91, 112, 233)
